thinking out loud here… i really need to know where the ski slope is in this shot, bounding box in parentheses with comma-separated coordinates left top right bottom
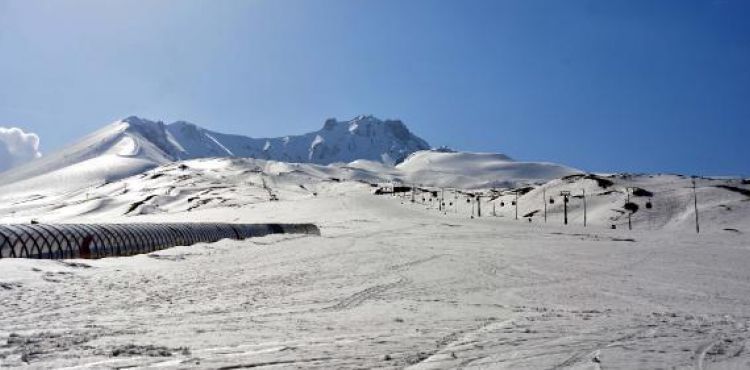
(0, 169, 749, 369)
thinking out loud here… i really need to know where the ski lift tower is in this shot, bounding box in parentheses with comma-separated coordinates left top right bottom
(625, 187, 636, 230)
(560, 191, 571, 225)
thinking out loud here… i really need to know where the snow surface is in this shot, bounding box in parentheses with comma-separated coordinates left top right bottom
(394, 151, 579, 189)
(1, 158, 749, 368)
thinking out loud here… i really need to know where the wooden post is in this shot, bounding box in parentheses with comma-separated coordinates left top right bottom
(543, 189, 547, 223)
(514, 190, 519, 220)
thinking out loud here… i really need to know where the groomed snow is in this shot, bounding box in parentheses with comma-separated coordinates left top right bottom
(0, 159, 749, 368)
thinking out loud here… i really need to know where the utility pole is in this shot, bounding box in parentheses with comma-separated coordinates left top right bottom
(477, 194, 482, 217)
(543, 189, 547, 223)
(514, 190, 519, 220)
(560, 191, 571, 225)
(625, 187, 633, 231)
(692, 177, 700, 234)
(438, 188, 444, 214)
(582, 188, 587, 227)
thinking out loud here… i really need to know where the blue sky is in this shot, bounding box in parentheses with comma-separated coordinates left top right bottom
(0, 0, 748, 175)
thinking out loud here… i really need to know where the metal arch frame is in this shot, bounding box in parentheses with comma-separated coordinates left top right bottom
(0, 226, 18, 258)
(168, 225, 185, 246)
(3, 225, 31, 258)
(28, 224, 65, 259)
(99, 225, 126, 256)
(105, 224, 135, 256)
(90, 224, 117, 257)
(14, 225, 43, 258)
(119, 224, 143, 255)
(64, 224, 89, 259)
(0, 222, 319, 260)
(39, 224, 71, 259)
(18, 225, 47, 259)
(182, 225, 195, 245)
(229, 224, 242, 240)
(128, 224, 150, 255)
(148, 224, 166, 250)
(69, 224, 96, 257)
(143, 224, 161, 250)
(187, 226, 199, 244)
(193, 224, 209, 243)
(136, 224, 158, 252)
(43, 224, 77, 259)
(212, 224, 224, 241)
(75, 224, 105, 258)
(161, 225, 178, 247)
(150, 224, 168, 250)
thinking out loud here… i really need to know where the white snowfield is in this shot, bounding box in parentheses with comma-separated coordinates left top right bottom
(0, 158, 749, 369)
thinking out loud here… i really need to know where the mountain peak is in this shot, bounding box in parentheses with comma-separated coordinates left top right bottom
(121, 115, 161, 127)
(304, 116, 429, 164)
(168, 120, 198, 129)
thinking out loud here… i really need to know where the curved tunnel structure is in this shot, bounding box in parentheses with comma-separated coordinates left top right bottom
(0, 223, 320, 260)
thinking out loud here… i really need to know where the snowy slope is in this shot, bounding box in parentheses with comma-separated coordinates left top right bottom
(0, 158, 749, 368)
(0, 117, 178, 195)
(0, 155, 746, 234)
(393, 150, 581, 188)
(464, 173, 750, 232)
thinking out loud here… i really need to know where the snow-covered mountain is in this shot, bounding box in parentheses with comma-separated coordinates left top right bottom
(0, 115, 430, 191)
(0, 118, 178, 193)
(167, 115, 430, 165)
(0, 115, 583, 196)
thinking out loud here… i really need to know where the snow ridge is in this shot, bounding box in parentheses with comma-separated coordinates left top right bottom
(166, 115, 431, 165)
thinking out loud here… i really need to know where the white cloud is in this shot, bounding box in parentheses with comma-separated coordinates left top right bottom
(0, 127, 42, 173)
